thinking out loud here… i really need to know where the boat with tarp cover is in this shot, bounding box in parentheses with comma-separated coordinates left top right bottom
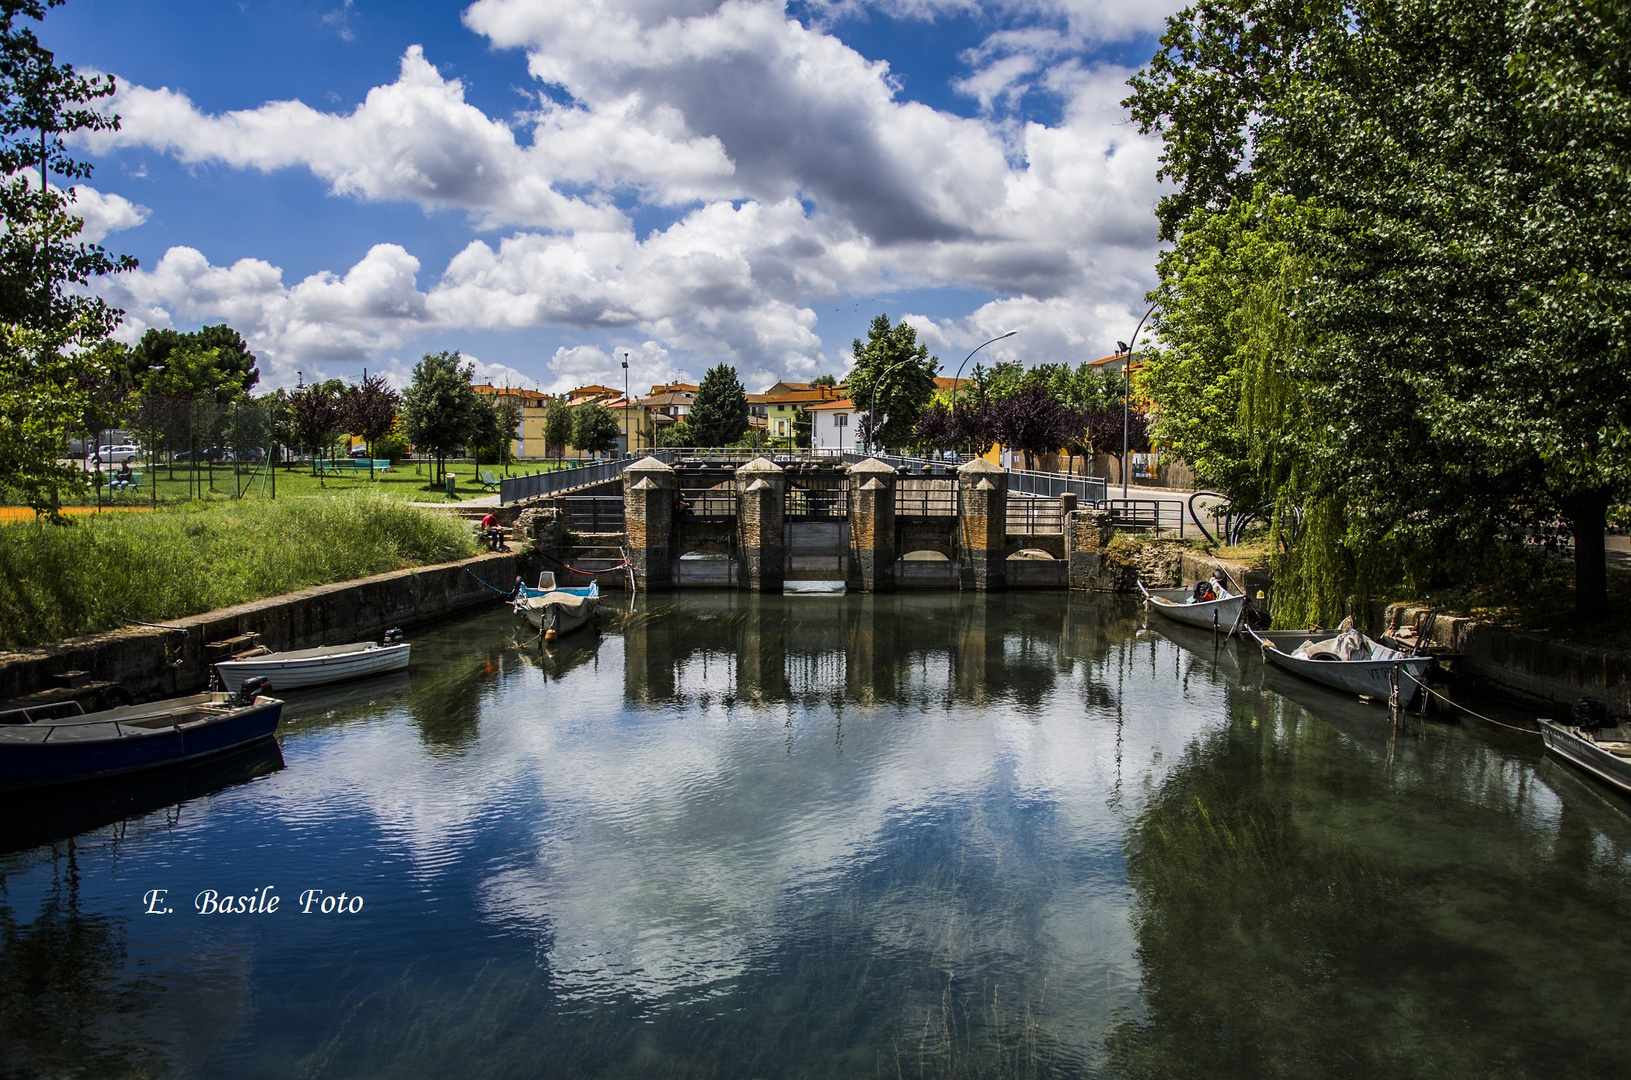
(1248, 621, 1435, 706)
(513, 572, 599, 641)
(0, 682, 282, 791)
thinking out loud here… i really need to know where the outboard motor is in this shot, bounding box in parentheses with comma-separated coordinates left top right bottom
(382, 627, 405, 646)
(232, 676, 272, 706)
(511, 576, 525, 601)
(1572, 697, 1610, 733)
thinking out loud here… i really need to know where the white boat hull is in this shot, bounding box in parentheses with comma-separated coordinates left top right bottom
(1138, 581, 1245, 632)
(1248, 628, 1433, 706)
(215, 642, 411, 689)
(1538, 720, 1631, 795)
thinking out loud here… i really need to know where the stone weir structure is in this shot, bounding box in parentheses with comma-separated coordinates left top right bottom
(532, 455, 1121, 593)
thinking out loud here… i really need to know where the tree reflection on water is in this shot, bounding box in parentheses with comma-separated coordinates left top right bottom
(0, 842, 163, 1078)
(1106, 690, 1631, 1079)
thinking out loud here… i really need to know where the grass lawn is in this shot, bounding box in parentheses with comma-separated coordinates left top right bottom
(11, 457, 592, 512)
(0, 493, 479, 650)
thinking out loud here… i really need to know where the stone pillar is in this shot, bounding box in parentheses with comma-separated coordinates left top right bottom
(623, 457, 677, 591)
(1059, 492, 1078, 517)
(957, 458, 1008, 590)
(735, 456, 786, 592)
(846, 457, 898, 592)
(1065, 508, 1115, 591)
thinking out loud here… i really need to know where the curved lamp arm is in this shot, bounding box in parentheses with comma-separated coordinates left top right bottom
(950, 330, 1017, 457)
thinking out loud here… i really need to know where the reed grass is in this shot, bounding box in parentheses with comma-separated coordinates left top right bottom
(0, 493, 476, 649)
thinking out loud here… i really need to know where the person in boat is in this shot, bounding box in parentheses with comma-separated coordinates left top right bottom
(1191, 578, 1218, 603)
(478, 512, 509, 552)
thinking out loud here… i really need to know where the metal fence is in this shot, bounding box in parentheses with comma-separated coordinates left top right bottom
(784, 477, 850, 519)
(894, 483, 956, 518)
(1095, 498, 1187, 535)
(558, 496, 626, 533)
(1008, 495, 1065, 535)
(679, 485, 737, 519)
(499, 452, 675, 505)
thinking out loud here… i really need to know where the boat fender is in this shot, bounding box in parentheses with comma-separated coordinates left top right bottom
(1572, 697, 1610, 732)
(233, 676, 273, 706)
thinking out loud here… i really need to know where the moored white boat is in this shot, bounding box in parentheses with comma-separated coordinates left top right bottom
(1248, 624, 1434, 706)
(1537, 719, 1631, 795)
(214, 634, 410, 690)
(1138, 579, 1245, 632)
(515, 578, 599, 641)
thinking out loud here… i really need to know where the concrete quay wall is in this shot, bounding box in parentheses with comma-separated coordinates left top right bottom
(0, 551, 519, 705)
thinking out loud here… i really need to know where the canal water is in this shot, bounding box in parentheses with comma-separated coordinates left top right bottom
(2, 593, 1629, 1078)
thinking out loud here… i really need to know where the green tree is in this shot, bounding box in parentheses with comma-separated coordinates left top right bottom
(846, 315, 939, 451)
(543, 395, 573, 461)
(401, 350, 479, 482)
(657, 419, 696, 448)
(0, 0, 135, 516)
(341, 371, 401, 477)
(811, 373, 837, 387)
(688, 363, 749, 447)
(571, 401, 622, 456)
(489, 394, 523, 470)
(1126, 0, 1631, 622)
(128, 324, 257, 400)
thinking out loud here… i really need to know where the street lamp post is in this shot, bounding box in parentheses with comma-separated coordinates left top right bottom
(950, 331, 1017, 460)
(621, 352, 630, 457)
(1119, 302, 1156, 499)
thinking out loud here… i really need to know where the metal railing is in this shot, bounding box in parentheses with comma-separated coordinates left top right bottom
(1008, 495, 1065, 535)
(558, 495, 626, 532)
(679, 486, 736, 519)
(499, 451, 675, 505)
(784, 477, 849, 519)
(894, 483, 956, 518)
(1095, 498, 1187, 535)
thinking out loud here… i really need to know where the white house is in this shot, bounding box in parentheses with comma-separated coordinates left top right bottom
(807, 397, 857, 453)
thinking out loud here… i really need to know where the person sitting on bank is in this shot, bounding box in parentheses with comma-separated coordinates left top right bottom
(478, 512, 509, 552)
(674, 491, 694, 518)
(113, 461, 134, 488)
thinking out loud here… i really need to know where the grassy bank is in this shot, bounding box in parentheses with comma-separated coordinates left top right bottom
(0, 494, 476, 650)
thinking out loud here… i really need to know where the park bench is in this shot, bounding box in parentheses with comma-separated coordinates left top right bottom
(316, 459, 392, 476)
(479, 470, 500, 492)
(110, 472, 142, 494)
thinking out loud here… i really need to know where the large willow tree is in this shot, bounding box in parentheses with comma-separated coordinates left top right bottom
(1128, 0, 1630, 622)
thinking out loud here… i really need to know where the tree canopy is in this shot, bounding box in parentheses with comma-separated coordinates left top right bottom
(846, 314, 939, 451)
(0, 0, 134, 514)
(688, 363, 749, 447)
(1126, 0, 1631, 622)
(401, 351, 480, 480)
(571, 401, 622, 455)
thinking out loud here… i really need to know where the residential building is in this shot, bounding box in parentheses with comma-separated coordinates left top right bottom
(762, 384, 842, 442)
(473, 384, 551, 460)
(806, 397, 857, 453)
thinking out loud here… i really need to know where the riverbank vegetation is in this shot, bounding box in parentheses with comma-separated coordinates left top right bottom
(0, 494, 475, 650)
(1127, 0, 1630, 627)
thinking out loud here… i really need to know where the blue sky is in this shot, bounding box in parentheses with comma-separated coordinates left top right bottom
(43, 0, 1177, 393)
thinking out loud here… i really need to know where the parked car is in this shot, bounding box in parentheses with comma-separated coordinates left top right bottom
(94, 444, 141, 464)
(348, 445, 370, 458)
(173, 447, 234, 463)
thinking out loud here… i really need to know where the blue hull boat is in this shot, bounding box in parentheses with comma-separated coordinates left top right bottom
(0, 689, 284, 792)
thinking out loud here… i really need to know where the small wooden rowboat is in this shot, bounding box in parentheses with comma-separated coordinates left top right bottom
(1138, 579, 1245, 633)
(1537, 719, 1631, 796)
(1247, 625, 1434, 706)
(514, 573, 599, 641)
(214, 632, 410, 690)
(0, 683, 283, 791)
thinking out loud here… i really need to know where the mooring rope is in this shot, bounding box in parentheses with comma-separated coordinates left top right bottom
(463, 566, 516, 596)
(1400, 668, 1539, 735)
(541, 553, 632, 576)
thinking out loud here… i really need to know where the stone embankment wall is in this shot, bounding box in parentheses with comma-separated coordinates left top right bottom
(0, 551, 519, 705)
(1382, 602, 1628, 718)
